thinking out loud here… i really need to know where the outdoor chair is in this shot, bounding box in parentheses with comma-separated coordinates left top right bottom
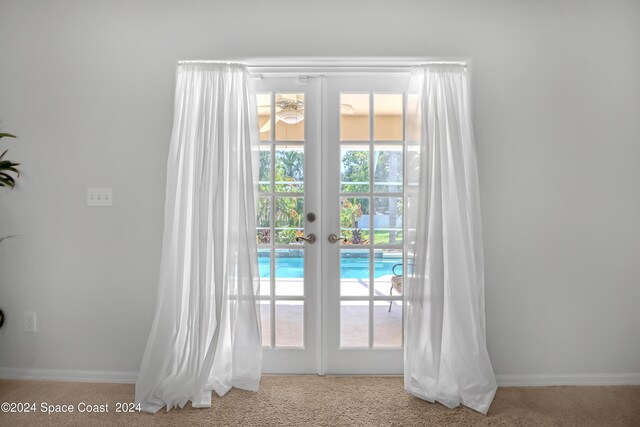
(389, 263, 403, 312)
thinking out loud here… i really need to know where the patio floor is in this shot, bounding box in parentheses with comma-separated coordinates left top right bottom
(259, 277, 403, 348)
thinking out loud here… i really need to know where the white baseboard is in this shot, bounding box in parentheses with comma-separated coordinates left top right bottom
(0, 367, 137, 383)
(1, 368, 639, 387)
(496, 373, 640, 387)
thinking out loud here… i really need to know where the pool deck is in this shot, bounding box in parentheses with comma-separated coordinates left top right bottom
(259, 277, 403, 348)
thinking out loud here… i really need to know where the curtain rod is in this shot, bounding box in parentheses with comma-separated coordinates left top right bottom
(176, 58, 468, 68)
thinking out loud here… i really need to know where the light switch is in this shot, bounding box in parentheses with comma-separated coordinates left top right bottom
(87, 188, 113, 207)
(24, 312, 37, 333)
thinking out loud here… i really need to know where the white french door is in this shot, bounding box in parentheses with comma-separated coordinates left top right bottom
(322, 75, 408, 374)
(254, 77, 322, 373)
(255, 73, 409, 374)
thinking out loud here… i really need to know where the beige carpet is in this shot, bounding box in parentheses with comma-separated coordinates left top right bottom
(1, 376, 639, 426)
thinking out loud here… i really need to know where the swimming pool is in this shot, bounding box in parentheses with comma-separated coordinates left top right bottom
(258, 255, 402, 279)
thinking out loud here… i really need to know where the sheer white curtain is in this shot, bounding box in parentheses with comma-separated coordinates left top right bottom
(404, 64, 497, 414)
(135, 62, 262, 413)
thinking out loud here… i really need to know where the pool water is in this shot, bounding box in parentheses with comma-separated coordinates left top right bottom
(258, 256, 401, 279)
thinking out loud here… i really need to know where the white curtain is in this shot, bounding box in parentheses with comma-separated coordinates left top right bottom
(135, 62, 262, 413)
(404, 64, 497, 414)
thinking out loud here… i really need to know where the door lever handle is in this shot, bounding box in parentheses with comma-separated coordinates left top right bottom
(328, 234, 348, 244)
(295, 233, 316, 244)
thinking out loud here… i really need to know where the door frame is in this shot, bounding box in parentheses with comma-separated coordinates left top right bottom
(246, 58, 469, 375)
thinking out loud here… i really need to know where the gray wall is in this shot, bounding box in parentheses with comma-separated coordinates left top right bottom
(1, 0, 639, 379)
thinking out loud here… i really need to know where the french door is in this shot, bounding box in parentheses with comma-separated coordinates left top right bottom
(254, 77, 322, 373)
(255, 73, 409, 374)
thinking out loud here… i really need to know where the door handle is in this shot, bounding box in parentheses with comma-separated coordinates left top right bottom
(328, 234, 348, 244)
(295, 233, 316, 244)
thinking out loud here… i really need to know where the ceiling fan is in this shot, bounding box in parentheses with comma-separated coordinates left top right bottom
(257, 94, 303, 133)
(258, 94, 354, 133)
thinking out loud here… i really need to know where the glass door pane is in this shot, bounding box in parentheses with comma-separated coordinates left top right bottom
(338, 89, 405, 350)
(323, 75, 409, 374)
(255, 77, 321, 374)
(258, 91, 306, 349)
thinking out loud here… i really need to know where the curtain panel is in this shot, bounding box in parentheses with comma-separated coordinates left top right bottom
(135, 63, 262, 413)
(404, 64, 497, 414)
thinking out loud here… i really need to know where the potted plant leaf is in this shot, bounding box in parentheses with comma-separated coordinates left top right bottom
(0, 132, 19, 187)
(0, 131, 20, 328)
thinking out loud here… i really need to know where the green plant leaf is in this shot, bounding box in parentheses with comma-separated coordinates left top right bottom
(0, 159, 20, 167)
(0, 175, 16, 187)
(0, 235, 20, 243)
(0, 132, 20, 188)
(0, 167, 19, 175)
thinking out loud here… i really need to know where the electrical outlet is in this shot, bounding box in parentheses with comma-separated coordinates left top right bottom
(87, 188, 113, 207)
(24, 312, 37, 333)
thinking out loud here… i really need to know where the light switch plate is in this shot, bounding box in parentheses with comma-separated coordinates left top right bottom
(87, 188, 113, 207)
(24, 312, 37, 333)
